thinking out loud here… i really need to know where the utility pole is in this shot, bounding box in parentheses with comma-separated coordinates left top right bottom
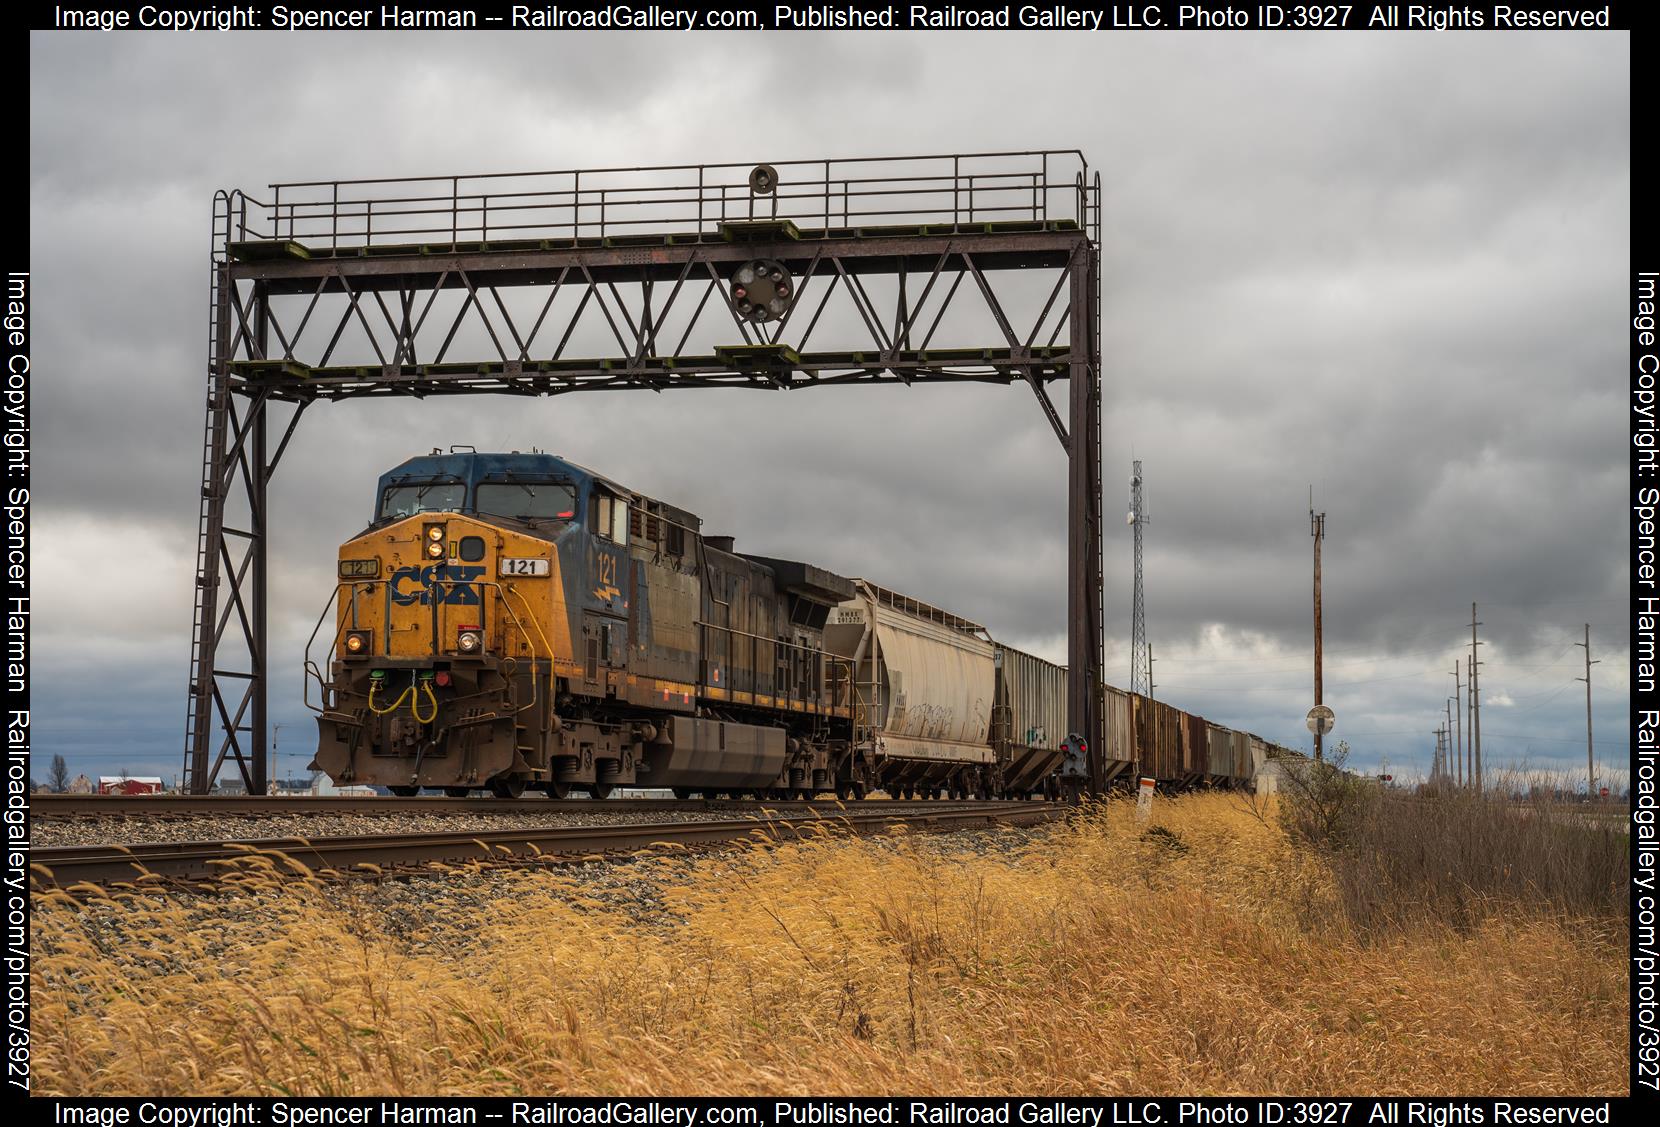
(1575, 624, 1598, 800)
(1450, 665, 1462, 787)
(1464, 656, 1472, 790)
(1446, 699, 1454, 781)
(1470, 603, 1483, 793)
(1311, 489, 1326, 761)
(1130, 462, 1151, 698)
(271, 722, 286, 794)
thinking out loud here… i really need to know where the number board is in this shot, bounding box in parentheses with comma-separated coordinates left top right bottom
(499, 558, 550, 577)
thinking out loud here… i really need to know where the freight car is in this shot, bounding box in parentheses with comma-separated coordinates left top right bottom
(821, 580, 998, 799)
(307, 451, 1301, 799)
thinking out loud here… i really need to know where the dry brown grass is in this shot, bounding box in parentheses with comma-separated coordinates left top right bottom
(30, 794, 1627, 1096)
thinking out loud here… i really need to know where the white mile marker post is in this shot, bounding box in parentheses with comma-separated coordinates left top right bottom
(1136, 776, 1155, 824)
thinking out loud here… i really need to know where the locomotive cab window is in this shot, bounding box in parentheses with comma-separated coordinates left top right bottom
(380, 481, 466, 520)
(591, 490, 629, 545)
(476, 481, 577, 523)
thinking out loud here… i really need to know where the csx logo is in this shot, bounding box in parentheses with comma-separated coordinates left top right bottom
(390, 564, 485, 606)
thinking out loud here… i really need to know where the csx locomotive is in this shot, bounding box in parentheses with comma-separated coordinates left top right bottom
(308, 450, 888, 799)
(308, 451, 1293, 799)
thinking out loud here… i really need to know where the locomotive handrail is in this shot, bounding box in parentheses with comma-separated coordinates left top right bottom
(302, 580, 374, 714)
(694, 619, 837, 713)
(491, 580, 553, 717)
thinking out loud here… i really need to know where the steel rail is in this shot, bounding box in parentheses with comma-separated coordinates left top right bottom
(30, 802, 1063, 887)
(30, 794, 1042, 819)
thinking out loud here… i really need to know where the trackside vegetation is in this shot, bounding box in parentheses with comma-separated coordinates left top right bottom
(32, 791, 1626, 1095)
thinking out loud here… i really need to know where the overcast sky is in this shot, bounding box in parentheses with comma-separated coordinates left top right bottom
(28, 29, 1631, 788)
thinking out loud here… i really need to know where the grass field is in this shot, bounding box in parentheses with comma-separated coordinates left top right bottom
(30, 791, 1628, 1096)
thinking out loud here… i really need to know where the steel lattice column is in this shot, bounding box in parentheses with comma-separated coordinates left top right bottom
(1069, 245, 1105, 795)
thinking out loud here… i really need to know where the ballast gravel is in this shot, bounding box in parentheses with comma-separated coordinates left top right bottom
(33, 805, 844, 848)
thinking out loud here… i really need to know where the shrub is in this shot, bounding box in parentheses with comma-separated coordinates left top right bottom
(1274, 741, 1375, 853)
(1277, 746, 1627, 938)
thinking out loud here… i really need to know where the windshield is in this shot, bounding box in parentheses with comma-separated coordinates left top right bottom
(476, 481, 578, 522)
(379, 482, 466, 520)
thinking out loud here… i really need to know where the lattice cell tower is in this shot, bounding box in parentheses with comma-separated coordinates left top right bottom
(1129, 460, 1151, 698)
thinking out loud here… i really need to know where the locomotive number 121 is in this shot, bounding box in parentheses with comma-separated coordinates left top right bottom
(499, 558, 550, 576)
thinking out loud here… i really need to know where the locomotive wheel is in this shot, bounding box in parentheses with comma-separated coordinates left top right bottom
(389, 785, 420, 797)
(851, 782, 867, 801)
(589, 783, 615, 800)
(835, 781, 851, 801)
(444, 787, 470, 798)
(545, 781, 570, 800)
(672, 788, 695, 800)
(489, 777, 525, 799)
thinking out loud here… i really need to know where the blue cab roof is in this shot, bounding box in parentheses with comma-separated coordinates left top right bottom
(375, 452, 621, 514)
(379, 451, 615, 489)
(372, 451, 703, 533)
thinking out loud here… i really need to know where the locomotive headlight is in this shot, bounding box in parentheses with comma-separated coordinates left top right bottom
(343, 630, 372, 656)
(423, 523, 446, 558)
(424, 524, 447, 558)
(456, 626, 482, 653)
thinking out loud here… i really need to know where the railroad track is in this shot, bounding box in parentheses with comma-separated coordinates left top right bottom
(30, 801, 1062, 888)
(31, 793, 1030, 820)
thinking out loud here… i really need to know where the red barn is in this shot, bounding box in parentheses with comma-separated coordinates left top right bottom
(98, 777, 164, 795)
